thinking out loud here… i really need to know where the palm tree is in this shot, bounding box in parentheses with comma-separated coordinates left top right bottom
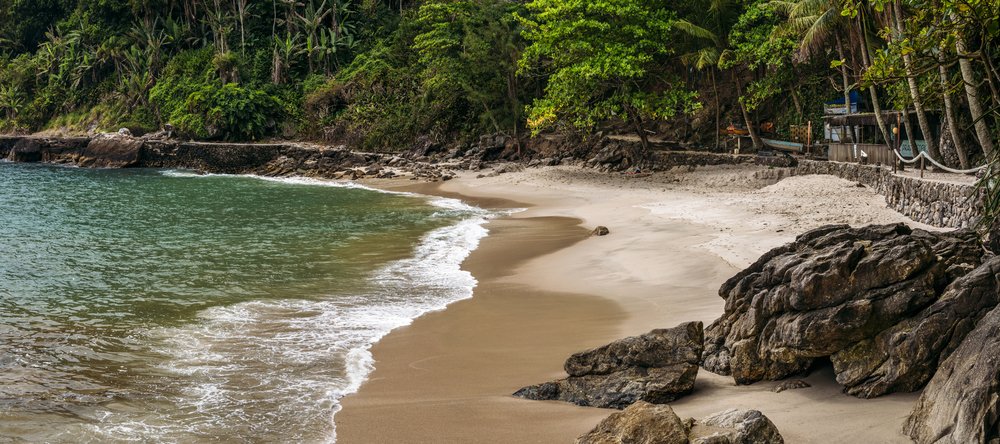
(772, 0, 854, 138)
(674, 0, 739, 151)
(890, 0, 941, 161)
(956, 32, 996, 159)
(937, 41, 970, 168)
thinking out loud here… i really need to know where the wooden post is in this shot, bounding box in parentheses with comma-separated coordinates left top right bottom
(807, 121, 812, 149)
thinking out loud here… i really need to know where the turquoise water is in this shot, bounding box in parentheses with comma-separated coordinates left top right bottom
(0, 163, 490, 442)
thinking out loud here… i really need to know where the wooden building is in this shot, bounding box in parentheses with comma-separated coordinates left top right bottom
(822, 110, 939, 165)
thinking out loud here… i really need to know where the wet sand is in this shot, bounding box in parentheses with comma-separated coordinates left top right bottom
(339, 166, 932, 443)
(336, 213, 625, 443)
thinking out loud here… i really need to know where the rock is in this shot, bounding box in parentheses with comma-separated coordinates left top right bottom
(702, 224, 984, 398)
(690, 409, 784, 444)
(592, 226, 611, 236)
(831, 255, 1000, 397)
(771, 380, 810, 393)
(8, 138, 43, 162)
(515, 322, 703, 409)
(78, 134, 143, 168)
(117, 127, 132, 137)
(577, 403, 785, 444)
(903, 259, 1000, 444)
(577, 401, 688, 444)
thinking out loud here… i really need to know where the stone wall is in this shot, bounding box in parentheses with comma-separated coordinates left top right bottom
(755, 160, 981, 229)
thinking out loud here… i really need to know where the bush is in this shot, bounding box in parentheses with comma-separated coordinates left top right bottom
(150, 48, 285, 140)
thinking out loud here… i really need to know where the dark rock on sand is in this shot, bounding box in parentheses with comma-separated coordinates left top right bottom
(702, 223, 984, 397)
(577, 402, 784, 444)
(515, 322, 703, 409)
(902, 260, 1000, 444)
(831, 255, 1000, 397)
(592, 226, 611, 236)
(771, 380, 810, 393)
(576, 401, 688, 444)
(690, 409, 784, 444)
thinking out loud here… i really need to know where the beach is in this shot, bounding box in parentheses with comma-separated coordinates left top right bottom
(336, 164, 937, 443)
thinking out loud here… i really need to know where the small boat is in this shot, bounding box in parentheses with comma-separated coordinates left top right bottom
(725, 124, 750, 136)
(761, 137, 804, 153)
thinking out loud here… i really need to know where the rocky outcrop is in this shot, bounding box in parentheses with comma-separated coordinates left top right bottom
(515, 322, 703, 409)
(690, 409, 784, 444)
(5, 137, 90, 163)
(76, 134, 143, 168)
(0, 134, 460, 181)
(577, 402, 689, 444)
(831, 255, 1000, 397)
(702, 223, 986, 398)
(902, 259, 1000, 444)
(577, 402, 784, 444)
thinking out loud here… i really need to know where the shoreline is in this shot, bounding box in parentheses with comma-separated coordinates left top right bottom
(339, 165, 936, 443)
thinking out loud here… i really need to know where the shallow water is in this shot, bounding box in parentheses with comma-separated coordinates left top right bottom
(0, 163, 490, 442)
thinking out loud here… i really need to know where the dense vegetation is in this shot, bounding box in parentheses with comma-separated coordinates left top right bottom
(0, 0, 997, 163)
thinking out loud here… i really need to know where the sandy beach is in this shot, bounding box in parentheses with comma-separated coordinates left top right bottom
(337, 165, 939, 443)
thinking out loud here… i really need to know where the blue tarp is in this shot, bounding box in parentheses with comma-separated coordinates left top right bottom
(825, 90, 862, 106)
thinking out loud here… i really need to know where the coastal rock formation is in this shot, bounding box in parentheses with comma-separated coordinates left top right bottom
(76, 134, 143, 168)
(515, 322, 703, 409)
(702, 223, 986, 397)
(831, 255, 1000, 397)
(577, 402, 689, 444)
(690, 409, 784, 444)
(577, 402, 784, 444)
(6, 137, 90, 163)
(903, 300, 1000, 444)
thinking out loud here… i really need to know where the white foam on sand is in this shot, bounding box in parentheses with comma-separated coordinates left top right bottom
(85, 172, 496, 443)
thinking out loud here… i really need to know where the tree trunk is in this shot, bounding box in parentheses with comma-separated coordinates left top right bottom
(894, 0, 940, 161)
(272, 48, 283, 85)
(791, 89, 803, 122)
(857, 17, 891, 145)
(901, 107, 916, 154)
(507, 69, 522, 154)
(980, 51, 1000, 107)
(956, 34, 997, 159)
(835, 34, 854, 143)
(938, 47, 970, 168)
(735, 76, 763, 150)
(712, 68, 721, 151)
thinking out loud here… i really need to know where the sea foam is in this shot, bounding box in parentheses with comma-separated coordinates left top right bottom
(83, 171, 496, 443)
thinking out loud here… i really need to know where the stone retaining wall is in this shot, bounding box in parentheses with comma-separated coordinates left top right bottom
(756, 160, 981, 229)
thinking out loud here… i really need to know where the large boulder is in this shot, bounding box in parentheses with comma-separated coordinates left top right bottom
(577, 401, 688, 444)
(577, 402, 784, 444)
(8, 138, 43, 162)
(77, 134, 144, 168)
(903, 260, 1000, 444)
(690, 409, 784, 444)
(832, 255, 1000, 397)
(515, 322, 703, 409)
(702, 224, 985, 397)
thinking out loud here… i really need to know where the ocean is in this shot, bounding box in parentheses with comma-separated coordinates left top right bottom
(0, 163, 491, 442)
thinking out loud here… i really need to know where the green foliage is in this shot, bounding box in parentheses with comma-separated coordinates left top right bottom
(518, 0, 699, 143)
(150, 48, 285, 140)
(724, 1, 798, 111)
(0, 0, 995, 167)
